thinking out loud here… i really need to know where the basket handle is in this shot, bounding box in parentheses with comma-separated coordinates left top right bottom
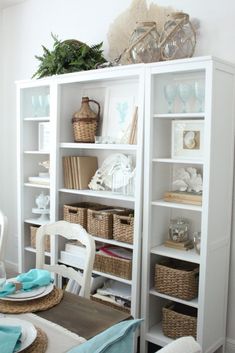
(88, 99, 100, 120)
(92, 212, 104, 220)
(194, 268, 200, 277)
(68, 208, 78, 214)
(120, 218, 131, 225)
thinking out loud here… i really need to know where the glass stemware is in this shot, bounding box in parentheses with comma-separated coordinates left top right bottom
(0, 261, 6, 289)
(164, 84, 177, 113)
(178, 83, 193, 113)
(194, 80, 205, 112)
(31, 95, 41, 117)
(41, 94, 50, 117)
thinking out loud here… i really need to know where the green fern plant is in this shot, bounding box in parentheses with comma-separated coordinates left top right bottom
(33, 34, 107, 78)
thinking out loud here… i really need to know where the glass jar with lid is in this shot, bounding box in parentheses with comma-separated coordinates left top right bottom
(169, 217, 190, 242)
(160, 12, 196, 61)
(129, 22, 161, 63)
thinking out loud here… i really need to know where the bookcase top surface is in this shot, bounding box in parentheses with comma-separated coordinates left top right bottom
(15, 55, 235, 87)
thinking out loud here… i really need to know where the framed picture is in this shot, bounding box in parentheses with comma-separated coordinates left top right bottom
(38, 122, 50, 151)
(171, 120, 204, 159)
(102, 89, 136, 143)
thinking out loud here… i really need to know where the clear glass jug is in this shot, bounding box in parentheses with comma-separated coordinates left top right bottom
(129, 22, 161, 63)
(160, 12, 196, 61)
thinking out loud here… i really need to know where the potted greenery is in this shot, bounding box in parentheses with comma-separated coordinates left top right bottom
(33, 34, 107, 78)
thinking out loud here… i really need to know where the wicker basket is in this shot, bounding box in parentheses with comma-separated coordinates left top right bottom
(72, 118, 98, 143)
(87, 208, 127, 239)
(113, 213, 134, 244)
(63, 202, 104, 229)
(91, 295, 131, 314)
(30, 226, 50, 252)
(162, 303, 197, 339)
(94, 253, 132, 280)
(155, 259, 199, 300)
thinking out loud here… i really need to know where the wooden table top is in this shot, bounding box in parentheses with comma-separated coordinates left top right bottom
(36, 291, 131, 340)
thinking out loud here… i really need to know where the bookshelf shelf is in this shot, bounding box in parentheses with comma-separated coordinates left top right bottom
(146, 323, 173, 347)
(152, 200, 202, 212)
(92, 236, 134, 250)
(151, 245, 200, 264)
(153, 113, 205, 119)
(24, 218, 50, 226)
(60, 142, 137, 151)
(152, 158, 204, 165)
(25, 246, 51, 257)
(24, 183, 50, 189)
(24, 117, 50, 122)
(24, 150, 50, 155)
(59, 188, 135, 202)
(149, 288, 199, 308)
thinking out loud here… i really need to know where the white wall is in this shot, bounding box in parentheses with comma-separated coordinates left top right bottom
(1, 0, 235, 349)
(0, 11, 3, 206)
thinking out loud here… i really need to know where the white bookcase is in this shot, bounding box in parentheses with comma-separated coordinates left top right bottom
(140, 57, 235, 353)
(17, 57, 235, 350)
(16, 64, 145, 319)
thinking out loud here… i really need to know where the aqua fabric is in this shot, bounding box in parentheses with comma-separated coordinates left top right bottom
(0, 269, 52, 297)
(67, 319, 143, 353)
(0, 325, 22, 353)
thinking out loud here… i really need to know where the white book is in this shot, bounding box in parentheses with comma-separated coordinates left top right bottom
(60, 251, 85, 269)
(65, 242, 85, 255)
(97, 280, 131, 300)
(28, 176, 50, 185)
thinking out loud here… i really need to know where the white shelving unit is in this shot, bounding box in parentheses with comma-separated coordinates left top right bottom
(141, 57, 235, 353)
(17, 57, 235, 350)
(16, 64, 145, 320)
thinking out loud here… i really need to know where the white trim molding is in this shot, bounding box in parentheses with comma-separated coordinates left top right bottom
(226, 338, 235, 353)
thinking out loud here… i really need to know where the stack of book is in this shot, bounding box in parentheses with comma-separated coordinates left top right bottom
(164, 239, 194, 251)
(92, 279, 131, 310)
(63, 156, 98, 189)
(28, 175, 50, 186)
(61, 241, 106, 295)
(163, 191, 202, 206)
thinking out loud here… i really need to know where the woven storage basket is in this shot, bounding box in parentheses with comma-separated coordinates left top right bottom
(91, 295, 131, 314)
(87, 208, 127, 239)
(113, 213, 134, 244)
(30, 226, 50, 252)
(155, 259, 199, 300)
(63, 202, 104, 229)
(94, 253, 132, 280)
(162, 303, 197, 339)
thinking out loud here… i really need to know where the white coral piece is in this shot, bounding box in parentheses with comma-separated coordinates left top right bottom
(88, 171, 105, 191)
(173, 167, 203, 193)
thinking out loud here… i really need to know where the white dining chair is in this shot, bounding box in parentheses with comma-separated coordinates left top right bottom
(0, 209, 8, 262)
(36, 220, 96, 298)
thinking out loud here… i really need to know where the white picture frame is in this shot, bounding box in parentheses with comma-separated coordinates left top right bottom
(38, 122, 50, 151)
(102, 88, 136, 143)
(171, 120, 204, 160)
